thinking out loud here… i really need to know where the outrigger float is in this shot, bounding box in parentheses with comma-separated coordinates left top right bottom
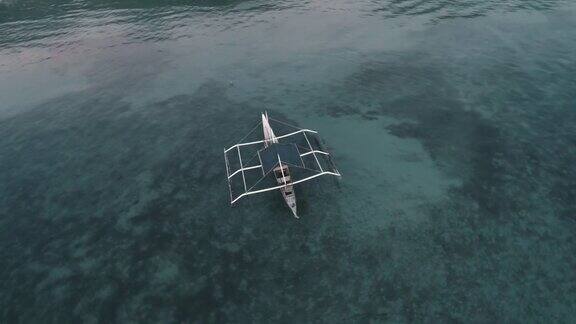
(224, 112, 341, 218)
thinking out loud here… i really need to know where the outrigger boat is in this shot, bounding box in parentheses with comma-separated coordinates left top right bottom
(224, 112, 341, 218)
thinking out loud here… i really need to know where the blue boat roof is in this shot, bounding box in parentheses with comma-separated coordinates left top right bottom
(258, 143, 303, 174)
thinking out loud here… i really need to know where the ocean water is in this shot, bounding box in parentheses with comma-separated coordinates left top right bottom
(1, 0, 576, 322)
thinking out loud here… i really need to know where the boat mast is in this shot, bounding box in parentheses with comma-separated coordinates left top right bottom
(262, 111, 278, 147)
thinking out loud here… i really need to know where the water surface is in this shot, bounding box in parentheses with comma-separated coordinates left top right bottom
(1, 0, 576, 322)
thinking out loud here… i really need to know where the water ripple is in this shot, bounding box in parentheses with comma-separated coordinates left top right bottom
(368, 0, 569, 21)
(1, 0, 310, 52)
(1, 0, 570, 53)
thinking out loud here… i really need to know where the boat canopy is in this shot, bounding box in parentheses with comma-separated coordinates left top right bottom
(258, 143, 304, 174)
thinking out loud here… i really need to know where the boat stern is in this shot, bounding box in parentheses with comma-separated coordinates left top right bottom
(282, 189, 298, 218)
(287, 194, 298, 218)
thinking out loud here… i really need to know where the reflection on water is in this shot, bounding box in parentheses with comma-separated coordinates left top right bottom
(1, 0, 576, 322)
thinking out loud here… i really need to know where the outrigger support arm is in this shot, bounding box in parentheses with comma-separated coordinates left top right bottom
(303, 132, 323, 173)
(237, 146, 247, 192)
(227, 149, 331, 180)
(230, 171, 340, 204)
(228, 164, 262, 179)
(224, 149, 233, 203)
(224, 129, 318, 153)
(301, 150, 329, 157)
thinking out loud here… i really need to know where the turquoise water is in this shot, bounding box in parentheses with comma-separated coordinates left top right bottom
(1, 0, 576, 322)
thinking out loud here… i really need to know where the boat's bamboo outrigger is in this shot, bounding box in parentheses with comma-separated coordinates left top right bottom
(224, 112, 341, 218)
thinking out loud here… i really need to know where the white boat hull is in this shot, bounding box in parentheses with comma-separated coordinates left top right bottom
(262, 112, 298, 218)
(281, 187, 298, 217)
